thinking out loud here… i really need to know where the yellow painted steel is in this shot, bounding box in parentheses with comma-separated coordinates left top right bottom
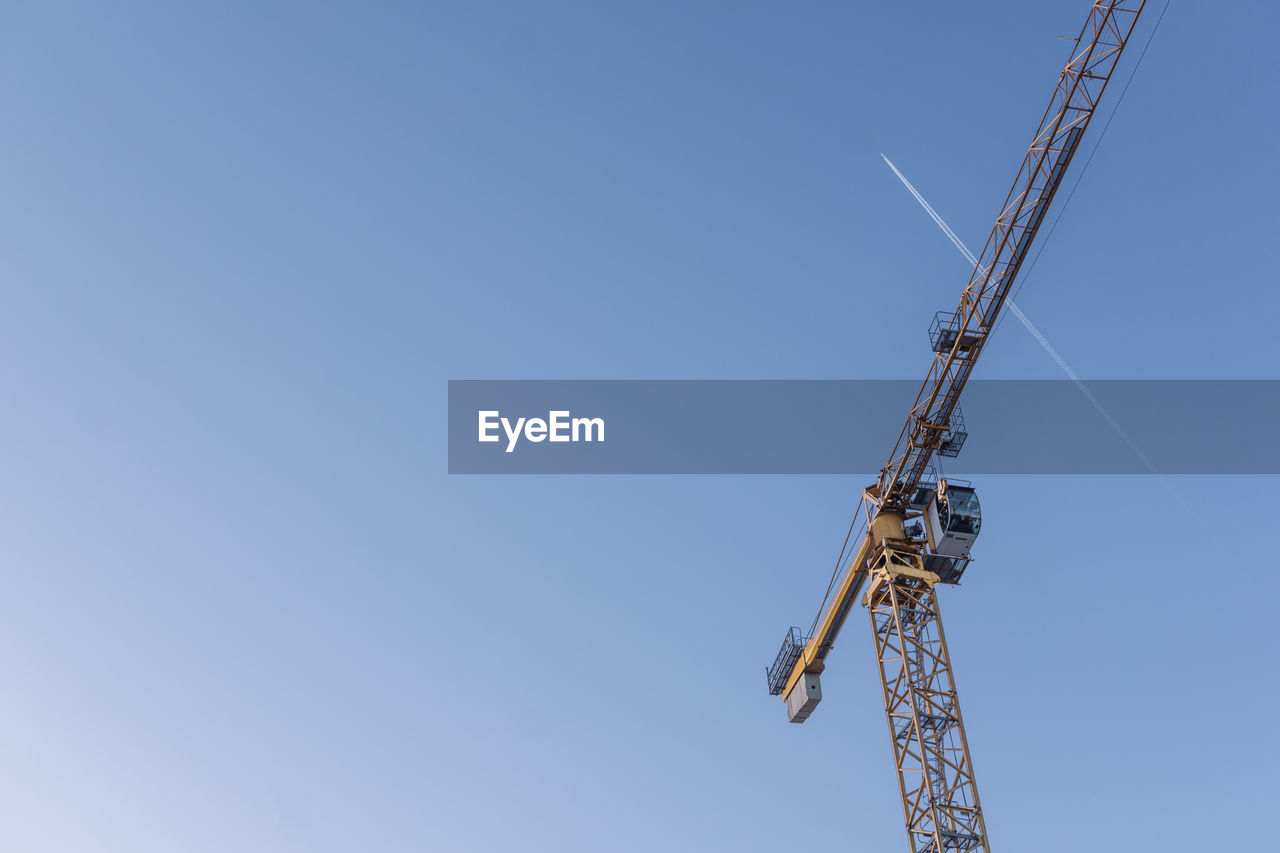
(778, 533, 870, 702)
(771, 5, 1150, 848)
(862, 562, 938, 608)
(779, 508, 912, 704)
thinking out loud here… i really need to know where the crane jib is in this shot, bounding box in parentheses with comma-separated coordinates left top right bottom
(986, 123, 1086, 309)
(879, 10, 1135, 509)
(983, 124, 1085, 328)
(769, 4, 1149, 849)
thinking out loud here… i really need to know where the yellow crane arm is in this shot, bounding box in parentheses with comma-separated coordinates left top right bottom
(766, 4, 1154, 849)
(766, 0, 1148, 719)
(770, 493, 909, 715)
(876, 1, 1148, 512)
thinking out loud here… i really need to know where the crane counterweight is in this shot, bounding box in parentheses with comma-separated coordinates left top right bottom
(785, 672, 823, 724)
(764, 3, 1148, 850)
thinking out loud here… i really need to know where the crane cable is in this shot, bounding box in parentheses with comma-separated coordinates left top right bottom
(804, 1, 1171, 647)
(992, 0, 1172, 340)
(807, 498, 868, 640)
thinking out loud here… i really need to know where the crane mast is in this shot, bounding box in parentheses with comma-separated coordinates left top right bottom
(765, 4, 1147, 851)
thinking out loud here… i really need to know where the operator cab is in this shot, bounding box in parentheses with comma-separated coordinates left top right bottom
(922, 480, 981, 584)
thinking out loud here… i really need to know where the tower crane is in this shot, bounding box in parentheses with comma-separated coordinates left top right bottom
(765, 4, 1147, 851)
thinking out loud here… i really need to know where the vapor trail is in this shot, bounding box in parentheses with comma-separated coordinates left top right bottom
(880, 153, 1158, 475)
(881, 154, 976, 267)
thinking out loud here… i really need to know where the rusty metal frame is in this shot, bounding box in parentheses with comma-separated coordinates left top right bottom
(877, 0, 1147, 511)
(773, 4, 1154, 850)
(866, 550, 988, 852)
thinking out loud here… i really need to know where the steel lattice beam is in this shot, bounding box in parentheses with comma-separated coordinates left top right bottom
(877, 0, 1147, 511)
(771, 4, 1154, 850)
(867, 552, 987, 852)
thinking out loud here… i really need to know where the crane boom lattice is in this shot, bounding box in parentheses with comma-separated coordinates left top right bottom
(765, 3, 1151, 851)
(879, 0, 1146, 511)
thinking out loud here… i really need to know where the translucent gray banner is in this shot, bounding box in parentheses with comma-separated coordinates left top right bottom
(447, 380, 1280, 474)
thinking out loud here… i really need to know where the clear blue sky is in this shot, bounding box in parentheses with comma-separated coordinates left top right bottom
(0, 2, 1276, 851)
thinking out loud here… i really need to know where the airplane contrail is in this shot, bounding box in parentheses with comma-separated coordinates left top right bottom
(880, 153, 1158, 475)
(881, 154, 975, 268)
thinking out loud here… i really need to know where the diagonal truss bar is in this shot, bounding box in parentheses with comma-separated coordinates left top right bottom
(868, 553, 987, 852)
(773, 6, 1154, 848)
(876, 0, 1146, 511)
